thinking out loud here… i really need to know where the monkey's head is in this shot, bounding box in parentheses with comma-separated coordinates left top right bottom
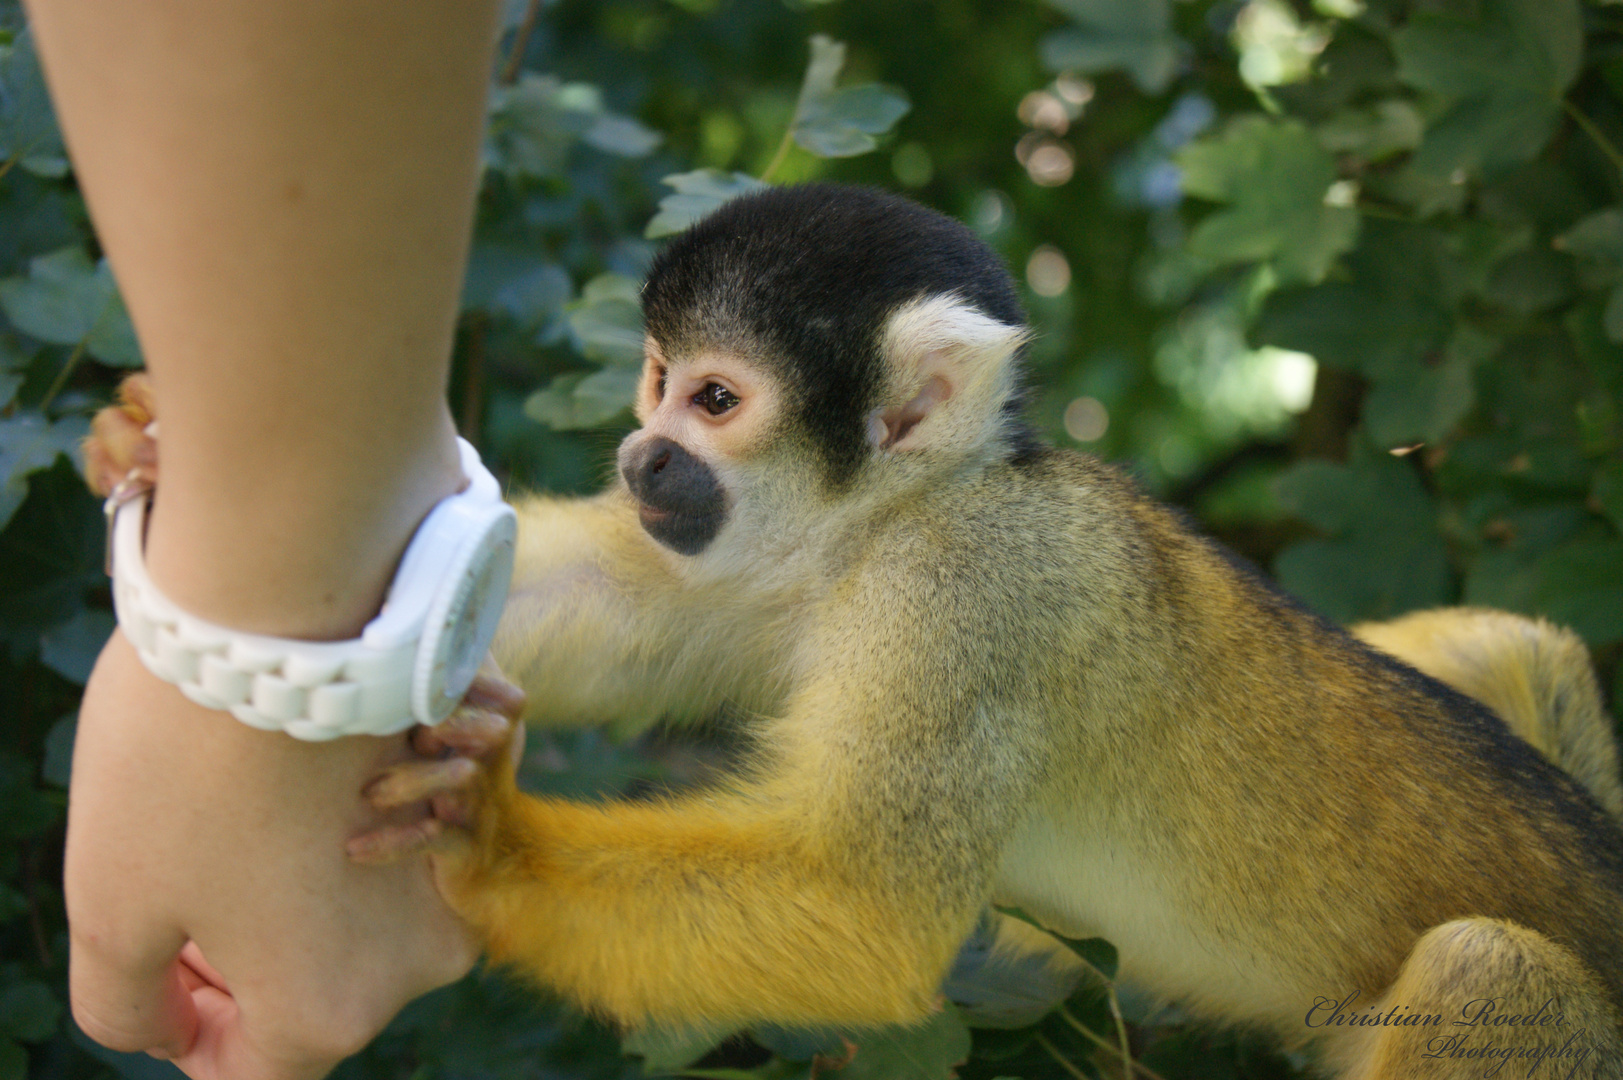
(619, 183, 1033, 560)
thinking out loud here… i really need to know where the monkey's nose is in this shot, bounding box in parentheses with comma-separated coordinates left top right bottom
(620, 436, 713, 509)
(617, 435, 730, 555)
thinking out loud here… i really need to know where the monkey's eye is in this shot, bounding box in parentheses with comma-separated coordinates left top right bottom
(655, 366, 668, 401)
(695, 382, 740, 416)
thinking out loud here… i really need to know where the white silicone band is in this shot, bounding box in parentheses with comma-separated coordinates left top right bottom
(108, 438, 511, 740)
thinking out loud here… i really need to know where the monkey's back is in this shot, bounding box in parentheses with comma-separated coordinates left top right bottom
(908, 447, 1623, 1035)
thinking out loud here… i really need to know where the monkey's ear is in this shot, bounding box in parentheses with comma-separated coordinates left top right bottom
(870, 295, 1028, 453)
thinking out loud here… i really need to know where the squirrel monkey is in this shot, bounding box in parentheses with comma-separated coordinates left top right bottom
(90, 185, 1623, 1078)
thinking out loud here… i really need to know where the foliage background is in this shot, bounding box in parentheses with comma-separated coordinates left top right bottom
(3, 0, 1622, 1077)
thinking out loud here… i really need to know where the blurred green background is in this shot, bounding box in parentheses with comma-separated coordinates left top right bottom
(4, 0, 1622, 1077)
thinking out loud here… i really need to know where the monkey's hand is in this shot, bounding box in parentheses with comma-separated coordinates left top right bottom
(84, 372, 158, 497)
(347, 666, 526, 866)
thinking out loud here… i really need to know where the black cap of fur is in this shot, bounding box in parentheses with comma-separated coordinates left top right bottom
(642, 183, 1029, 486)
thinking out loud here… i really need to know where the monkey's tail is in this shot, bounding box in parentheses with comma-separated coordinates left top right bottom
(1353, 607, 1623, 818)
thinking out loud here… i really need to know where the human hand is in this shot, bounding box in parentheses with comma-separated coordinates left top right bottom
(69, 378, 488, 1080)
(67, 640, 482, 1080)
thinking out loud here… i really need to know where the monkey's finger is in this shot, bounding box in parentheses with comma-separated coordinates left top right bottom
(410, 707, 513, 759)
(429, 791, 473, 829)
(84, 406, 158, 498)
(365, 757, 479, 811)
(116, 372, 157, 422)
(346, 816, 447, 865)
(462, 661, 526, 718)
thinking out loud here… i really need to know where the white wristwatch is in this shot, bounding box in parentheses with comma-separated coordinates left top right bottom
(106, 438, 517, 740)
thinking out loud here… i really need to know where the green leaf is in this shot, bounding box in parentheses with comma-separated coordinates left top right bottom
(797, 85, 911, 157)
(796, 34, 846, 108)
(39, 607, 114, 685)
(943, 916, 1083, 1029)
(795, 120, 875, 158)
(1039, 0, 1181, 94)
(485, 74, 660, 180)
(1056, 937, 1118, 982)
(0, 247, 105, 343)
(1276, 536, 1451, 625)
(0, 411, 89, 531)
(830, 1008, 971, 1080)
(573, 366, 640, 415)
(1255, 223, 1460, 381)
(619, 1025, 726, 1073)
(1480, 247, 1574, 316)
(1469, 332, 1588, 457)
(1314, 101, 1423, 163)
(1273, 446, 1450, 622)
(88, 287, 143, 366)
(0, 980, 61, 1042)
(461, 245, 573, 326)
(1593, 461, 1623, 535)
(0, 1038, 24, 1080)
(580, 112, 662, 158)
(0, 751, 61, 840)
(1177, 117, 1359, 285)
(1532, 538, 1623, 645)
(646, 169, 769, 240)
(523, 367, 639, 430)
(1554, 210, 1623, 340)
(0, 30, 66, 179)
(1555, 208, 1623, 269)
(0, 457, 104, 656)
(1362, 324, 1497, 447)
(1392, 0, 1582, 178)
(566, 273, 644, 366)
(0, 248, 142, 365)
(806, 85, 911, 136)
(671, 1067, 805, 1080)
(788, 37, 910, 161)
(967, 1027, 1036, 1062)
(752, 1025, 849, 1062)
(42, 713, 75, 788)
(1604, 287, 1623, 344)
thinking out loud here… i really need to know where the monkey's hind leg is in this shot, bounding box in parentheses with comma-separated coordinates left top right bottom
(1341, 918, 1621, 1080)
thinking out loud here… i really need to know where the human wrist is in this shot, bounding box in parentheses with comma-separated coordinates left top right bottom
(113, 433, 516, 736)
(140, 413, 463, 641)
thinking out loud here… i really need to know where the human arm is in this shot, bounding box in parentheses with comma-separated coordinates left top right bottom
(26, 2, 504, 1077)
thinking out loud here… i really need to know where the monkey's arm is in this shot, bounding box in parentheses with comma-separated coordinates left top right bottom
(403, 639, 1021, 1029)
(496, 492, 742, 730)
(443, 784, 969, 1028)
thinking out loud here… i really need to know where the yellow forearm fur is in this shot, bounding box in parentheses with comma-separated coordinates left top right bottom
(449, 772, 963, 1029)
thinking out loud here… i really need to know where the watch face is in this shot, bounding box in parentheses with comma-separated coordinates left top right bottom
(419, 509, 517, 723)
(441, 539, 513, 706)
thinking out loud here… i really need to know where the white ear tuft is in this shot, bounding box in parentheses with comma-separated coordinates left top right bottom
(876, 294, 1027, 454)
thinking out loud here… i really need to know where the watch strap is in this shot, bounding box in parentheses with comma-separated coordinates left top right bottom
(110, 493, 420, 740)
(106, 437, 512, 741)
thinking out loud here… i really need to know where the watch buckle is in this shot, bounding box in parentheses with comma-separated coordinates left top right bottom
(103, 470, 153, 577)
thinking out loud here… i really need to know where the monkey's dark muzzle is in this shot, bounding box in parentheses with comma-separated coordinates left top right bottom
(620, 436, 729, 555)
